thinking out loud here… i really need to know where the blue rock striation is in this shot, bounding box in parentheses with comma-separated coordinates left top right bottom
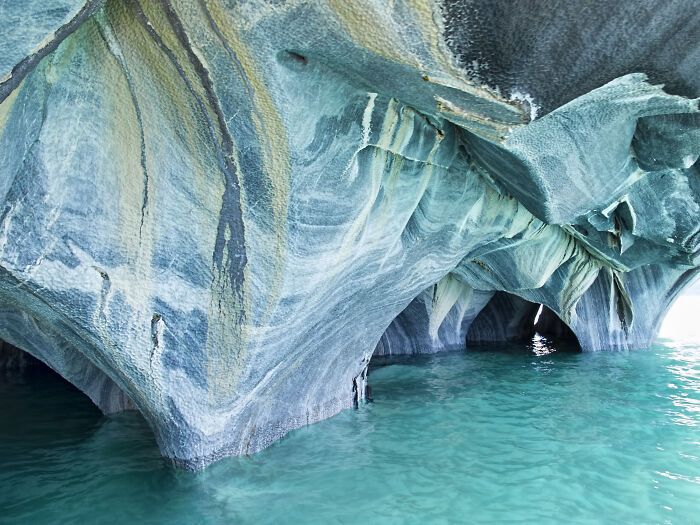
(0, 0, 698, 468)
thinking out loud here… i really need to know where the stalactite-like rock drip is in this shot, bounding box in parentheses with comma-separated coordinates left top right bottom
(0, 0, 698, 468)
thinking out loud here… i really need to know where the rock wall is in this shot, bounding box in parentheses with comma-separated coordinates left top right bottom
(374, 275, 493, 356)
(0, 0, 698, 468)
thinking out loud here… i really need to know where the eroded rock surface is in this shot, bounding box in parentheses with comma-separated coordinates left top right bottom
(0, 0, 698, 468)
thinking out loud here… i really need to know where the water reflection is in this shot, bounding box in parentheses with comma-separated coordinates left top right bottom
(660, 342, 700, 428)
(529, 333, 558, 356)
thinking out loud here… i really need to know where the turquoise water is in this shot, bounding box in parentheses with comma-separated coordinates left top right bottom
(1, 337, 699, 524)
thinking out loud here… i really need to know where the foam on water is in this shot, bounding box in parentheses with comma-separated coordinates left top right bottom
(1, 325, 699, 523)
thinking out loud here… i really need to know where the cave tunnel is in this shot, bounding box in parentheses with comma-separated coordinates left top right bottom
(466, 291, 581, 352)
(533, 305, 580, 346)
(0, 331, 138, 416)
(0, 336, 157, 458)
(0, 338, 102, 414)
(1, 339, 60, 375)
(0, 339, 103, 444)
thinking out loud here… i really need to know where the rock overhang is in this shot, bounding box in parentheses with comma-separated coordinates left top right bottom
(0, 0, 698, 468)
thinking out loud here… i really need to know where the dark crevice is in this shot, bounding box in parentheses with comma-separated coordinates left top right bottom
(534, 306, 581, 349)
(285, 51, 308, 66)
(0, 340, 107, 403)
(0, 0, 108, 103)
(466, 292, 539, 344)
(611, 270, 634, 334)
(352, 356, 372, 405)
(0, 339, 50, 373)
(94, 13, 150, 239)
(466, 292, 582, 352)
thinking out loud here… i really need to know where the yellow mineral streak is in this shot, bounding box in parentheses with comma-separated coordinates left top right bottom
(106, 0, 222, 241)
(203, 0, 291, 328)
(338, 99, 401, 257)
(435, 95, 521, 143)
(90, 15, 148, 263)
(87, 16, 158, 396)
(99, 2, 230, 405)
(136, 0, 293, 400)
(102, 0, 248, 401)
(326, 0, 528, 129)
(340, 99, 446, 266)
(0, 81, 21, 138)
(325, 0, 417, 67)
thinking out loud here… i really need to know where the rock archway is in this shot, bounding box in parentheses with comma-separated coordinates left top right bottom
(0, 0, 697, 468)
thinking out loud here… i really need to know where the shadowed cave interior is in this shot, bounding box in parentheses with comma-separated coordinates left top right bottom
(1, 340, 60, 374)
(0, 337, 137, 415)
(1, 289, 584, 443)
(466, 292, 581, 349)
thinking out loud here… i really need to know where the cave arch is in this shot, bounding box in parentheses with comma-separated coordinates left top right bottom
(466, 292, 539, 344)
(0, 309, 137, 415)
(466, 291, 581, 351)
(653, 270, 700, 342)
(533, 306, 580, 346)
(373, 277, 494, 356)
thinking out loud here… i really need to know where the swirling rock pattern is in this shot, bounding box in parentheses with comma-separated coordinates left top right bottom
(0, 0, 698, 468)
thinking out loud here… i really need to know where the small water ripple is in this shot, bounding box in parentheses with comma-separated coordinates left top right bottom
(1, 340, 700, 523)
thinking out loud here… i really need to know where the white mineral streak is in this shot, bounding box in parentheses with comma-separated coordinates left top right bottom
(361, 92, 377, 148)
(428, 274, 469, 342)
(0, 0, 697, 469)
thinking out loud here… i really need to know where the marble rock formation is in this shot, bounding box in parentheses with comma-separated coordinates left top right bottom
(0, 0, 698, 468)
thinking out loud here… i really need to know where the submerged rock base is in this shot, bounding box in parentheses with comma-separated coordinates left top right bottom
(0, 0, 698, 468)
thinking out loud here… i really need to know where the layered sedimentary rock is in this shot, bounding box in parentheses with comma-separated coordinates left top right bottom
(0, 0, 698, 468)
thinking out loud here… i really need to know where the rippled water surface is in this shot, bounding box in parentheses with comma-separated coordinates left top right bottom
(2, 336, 699, 523)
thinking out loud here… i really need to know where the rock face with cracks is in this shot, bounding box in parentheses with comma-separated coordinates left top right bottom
(0, 0, 698, 468)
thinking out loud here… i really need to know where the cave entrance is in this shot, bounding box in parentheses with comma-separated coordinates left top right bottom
(0, 334, 138, 414)
(533, 305, 579, 344)
(466, 291, 581, 353)
(1, 339, 73, 379)
(0, 338, 120, 462)
(0, 339, 103, 432)
(657, 278, 700, 342)
(0, 339, 102, 408)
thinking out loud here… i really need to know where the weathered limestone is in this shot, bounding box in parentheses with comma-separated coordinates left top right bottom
(0, 0, 698, 468)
